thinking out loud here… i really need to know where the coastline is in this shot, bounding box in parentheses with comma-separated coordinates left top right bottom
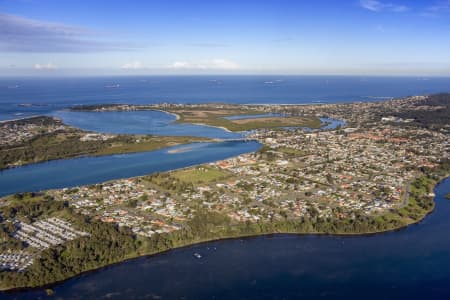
(151, 109, 180, 121)
(2, 175, 446, 293)
(180, 121, 235, 133)
(0, 141, 262, 198)
(65, 105, 322, 133)
(1, 96, 449, 293)
(0, 135, 212, 172)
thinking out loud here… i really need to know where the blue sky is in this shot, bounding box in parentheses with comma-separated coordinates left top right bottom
(0, 0, 450, 76)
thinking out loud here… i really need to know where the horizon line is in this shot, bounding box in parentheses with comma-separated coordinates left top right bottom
(1, 73, 450, 78)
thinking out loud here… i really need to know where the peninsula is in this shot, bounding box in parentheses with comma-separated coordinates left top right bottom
(0, 116, 209, 170)
(70, 103, 322, 131)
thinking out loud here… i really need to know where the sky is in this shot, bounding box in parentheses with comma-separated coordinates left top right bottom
(0, 0, 450, 76)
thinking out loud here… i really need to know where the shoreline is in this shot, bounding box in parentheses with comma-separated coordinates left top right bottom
(0, 141, 262, 198)
(182, 121, 235, 133)
(0, 135, 212, 173)
(0, 183, 441, 293)
(0, 116, 40, 124)
(64, 105, 324, 133)
(2, 175, 447, 293)
(150, 109, 180, 121)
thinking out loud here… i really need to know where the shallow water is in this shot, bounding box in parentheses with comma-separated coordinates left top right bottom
(53, 110, 242, 139)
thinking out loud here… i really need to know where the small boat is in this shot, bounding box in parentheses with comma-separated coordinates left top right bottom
(193, 252, 202, 259)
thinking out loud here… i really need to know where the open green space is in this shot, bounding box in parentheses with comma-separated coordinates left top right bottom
(165, 107, 321, 131)
(170, 166, 232, 184)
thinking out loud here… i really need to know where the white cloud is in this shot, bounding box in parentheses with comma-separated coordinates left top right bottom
(121, 61, 143, 69)
(170, 61, 192, 69)
(0, 13, 135, 53)
(359, 0, 408, 12)
(34, 63, 58, 70)
(168, 59, 239, 70)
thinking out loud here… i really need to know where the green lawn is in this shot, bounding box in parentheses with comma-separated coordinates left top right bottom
(170, 166, 231, 184)
(276, 146, 306, 156)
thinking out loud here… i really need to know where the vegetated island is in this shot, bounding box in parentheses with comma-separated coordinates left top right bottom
(0, 94, 449, 291)
(0, 116, 209, 170)
(70, 103, 323, 131)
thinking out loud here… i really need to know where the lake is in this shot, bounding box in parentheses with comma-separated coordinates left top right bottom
(53, 110, 243, 139)
(0, 141, 261, 197)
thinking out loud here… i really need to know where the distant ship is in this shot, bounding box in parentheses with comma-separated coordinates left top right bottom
(208, 80, 222, 84)
(7, 84, 19, 89)
(105, 84, 120, 88)
(193, 252, 202, 259)
(18, 103, 48, 107)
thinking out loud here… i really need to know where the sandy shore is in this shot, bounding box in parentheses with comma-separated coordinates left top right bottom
(167, 145, 196, 154)
(152, 109, 180, 120)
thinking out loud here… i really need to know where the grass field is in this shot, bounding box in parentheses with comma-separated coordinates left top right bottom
(165, 108, 321, 132)
(170, 166, 231, 184)
(230, 116, 321, 130)
(276, 146, 306, 156)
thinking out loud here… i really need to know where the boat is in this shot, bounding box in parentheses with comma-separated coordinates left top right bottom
(193, 252, 202, 259)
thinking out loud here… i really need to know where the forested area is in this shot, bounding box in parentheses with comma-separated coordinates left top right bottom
(394, 93, 450, 129)
(0, 133, 130, 169)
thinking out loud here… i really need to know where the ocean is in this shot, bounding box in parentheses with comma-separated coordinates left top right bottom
(1, 75, 450, 120)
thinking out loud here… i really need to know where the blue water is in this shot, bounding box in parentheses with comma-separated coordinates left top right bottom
(0, 111, 340, 196)
(53, 110, 242, 139)
(1, 76, 450, 121)
(2, 178, 449, 300)
(320, 117, 346, 130)
(0, 141, 261, 197)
